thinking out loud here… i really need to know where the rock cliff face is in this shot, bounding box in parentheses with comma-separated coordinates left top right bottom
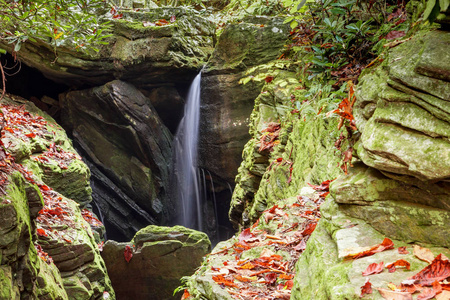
(0, 95, 114, 299)
(199, 16, 290, 186)
(60, 80, 174, 241)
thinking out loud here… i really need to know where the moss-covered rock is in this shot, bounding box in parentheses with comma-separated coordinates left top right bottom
(1, 7, 215, 88)
(354, 30, 450, 181)
(198, 17, 290, 187)
(101, 225, 210, 300)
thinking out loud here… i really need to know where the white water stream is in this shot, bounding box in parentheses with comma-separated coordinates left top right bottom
(172, 73, 203, 231)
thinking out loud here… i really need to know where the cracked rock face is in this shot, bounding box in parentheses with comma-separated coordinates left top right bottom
(101, 225, 210, 300)
(354, 30, 450, 181)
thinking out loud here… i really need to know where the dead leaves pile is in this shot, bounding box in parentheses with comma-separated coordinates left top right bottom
(184, 183, 332, 300)
(0, 103, 102, 263)
(258, 122, 281, 153)
(350, 240, 450, 299)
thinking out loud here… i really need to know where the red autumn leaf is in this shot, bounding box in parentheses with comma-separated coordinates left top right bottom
(362, 262, 384, 276)
(442, 283, 450, 291)
(265, 273, 278, 284)
(398, 247, 409, 254)
(301, 222, 317, 236)
(409, 254, 450, 286)
(234, 274, 252, 282)
(385, 30, 406, 40)
(265, 76, 274, 83)
(432, 280, 443, 294)
(345, 238, 395, 259)
(212, 275, 238, 287)
(279, 274, 294, 280)
(294, 239, 307, 252)
(37, 228, 47, 237)
(361, 278, 373, 297)
(40, 184, 51, 191)
(417, 288, 436, 300)
(284, 280, 294, 290)
(386, 259, 411, 273)
(124, 245, 133, 263)
(181, 289, 190, 300)
(238, 228, 254, 243)
(307, 179, 332, 191)
(25, 133, 36, 138)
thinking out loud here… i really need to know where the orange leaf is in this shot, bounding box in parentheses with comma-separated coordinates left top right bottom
(361, 278, 373, 297)
(181, 289, 191, 300)
(301, 222, 317, 236)
(239, 262, 256, 270)
(279, 274, 294, 280)
(234, 275, 253, 282)
(212, 275, 238, 288)
(386, 259, 410, 273)
(25, 133, 36, 138)
(362, 262, 384, 276)
(37, 228, 47, 237)
(413, 245, 434, 264)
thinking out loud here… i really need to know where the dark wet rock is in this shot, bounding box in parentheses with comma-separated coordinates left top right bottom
(101, 225, 210, 300)
(199, 16, 290, 185)
(60, 80, 174, 240)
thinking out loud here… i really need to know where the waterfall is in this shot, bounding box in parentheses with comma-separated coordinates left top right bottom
(172, 73, 203, 231)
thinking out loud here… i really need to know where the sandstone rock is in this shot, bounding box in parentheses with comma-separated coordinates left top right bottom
(354, 30, 450, 181)
(101, 225, 210, 300)
(198, 16, 290, 186)
(292, 199, 450, 299)
(1, 7, 215, 89)
(61, 80, 174, 241)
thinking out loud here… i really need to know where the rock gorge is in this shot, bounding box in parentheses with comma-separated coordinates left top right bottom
(0, 1, 449, 300)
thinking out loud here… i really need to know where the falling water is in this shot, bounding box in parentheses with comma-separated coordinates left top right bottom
(172, 73, 203, 231)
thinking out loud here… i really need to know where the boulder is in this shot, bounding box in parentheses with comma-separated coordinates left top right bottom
(2, 7, 215, 89)
(354, 30, 450, 181)
(101, 225, 210, 300)
(60, 80, 174, 241)
(198, 16, 290, 185)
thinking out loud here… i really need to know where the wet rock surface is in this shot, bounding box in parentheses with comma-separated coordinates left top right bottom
(199, 17, 290, 185)
(61, 80, 174, 241)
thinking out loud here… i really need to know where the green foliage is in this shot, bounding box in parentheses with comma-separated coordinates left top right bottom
(0, 0, 113, 55)
(423, 0, 449, 23)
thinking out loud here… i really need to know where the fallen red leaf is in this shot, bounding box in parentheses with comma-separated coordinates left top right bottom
(36, 228, 47, 237)
(417, 288, 436, 300)
(387, 259, 411, 273)
(181, 289, 190, 300)
(301, 222, 317, 236)
(363, 262, 384, 276)
(25, 132, 36, 138)
(265, 76, 274, 83)
(409, 254, 450, 286)
(212, 275, 238, 287)
(398, 247, 409, 254)
(124, 245, 133, 263)
(385, 30, 406, 40)
(234, 274, 253, 282)
(361, 278, 373, 297)
(265, 272, 278, 284)
(279, 274, 294, 280)
(345, 238, 394, 259)
(239, 228, 254, 242)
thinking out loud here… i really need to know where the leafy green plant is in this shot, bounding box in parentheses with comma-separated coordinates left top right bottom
(0, 0, 113, 55)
